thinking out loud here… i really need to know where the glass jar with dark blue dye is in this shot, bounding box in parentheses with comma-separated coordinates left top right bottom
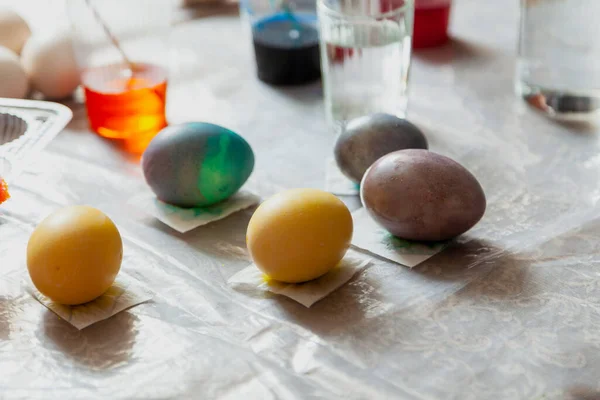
(240, 0, 320, 85)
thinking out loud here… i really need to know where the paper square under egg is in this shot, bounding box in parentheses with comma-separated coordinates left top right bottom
(228, 251, 371, 307)
(129, 190, 260, 233)
(29, 274, 153, 330)
(325, 158, 360, 196)
(351, 207, 448, 267)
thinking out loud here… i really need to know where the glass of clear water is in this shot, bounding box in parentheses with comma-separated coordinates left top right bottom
(318, 0, 414, 131)
(517, 0, 600, 120)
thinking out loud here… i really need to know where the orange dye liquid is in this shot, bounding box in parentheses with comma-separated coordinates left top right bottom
(0, 178, 9, 204)
(82, 63, 168, 153)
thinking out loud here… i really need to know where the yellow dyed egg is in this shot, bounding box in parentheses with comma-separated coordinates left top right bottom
(27, 206, 123, 305)
(247, 188, 353, 283)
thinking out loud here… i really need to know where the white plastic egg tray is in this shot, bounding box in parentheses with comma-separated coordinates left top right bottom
(0, 98, 72, 182)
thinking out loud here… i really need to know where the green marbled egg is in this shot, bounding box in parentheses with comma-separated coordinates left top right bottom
(142, 122, 254, 208)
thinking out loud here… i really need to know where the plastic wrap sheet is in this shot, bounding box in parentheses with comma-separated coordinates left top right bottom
(2, 0, 600, 398)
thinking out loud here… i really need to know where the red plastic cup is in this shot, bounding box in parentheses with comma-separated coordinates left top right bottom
(413, 0, 452, 49)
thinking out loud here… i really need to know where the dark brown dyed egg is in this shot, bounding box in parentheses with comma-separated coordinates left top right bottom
(360, 149, 486, 241)
(334, 113, 428, 183)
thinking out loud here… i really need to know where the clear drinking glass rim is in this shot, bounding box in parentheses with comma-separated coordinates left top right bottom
(317, 0, 413, 21)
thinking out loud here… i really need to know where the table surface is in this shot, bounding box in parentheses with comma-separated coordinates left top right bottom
(3, 0, 600, 399)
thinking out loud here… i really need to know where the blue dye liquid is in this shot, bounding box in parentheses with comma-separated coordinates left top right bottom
(252, 13, 321, 85)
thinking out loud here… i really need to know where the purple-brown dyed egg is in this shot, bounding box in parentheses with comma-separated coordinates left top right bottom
(334, 113, 428, 183)
(360, 149, 486, 241)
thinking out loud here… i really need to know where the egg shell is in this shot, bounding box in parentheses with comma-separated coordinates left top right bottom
(21, 32, 80, 99)
(247, 188, 353, 283)
(0, 9, 31, 54)
(335, 113, 428, 183)
(27, 206, 123, 305)
(142, 122, 255, 208)
(361, 149, 486, 241)
(0, 46, 28, 99)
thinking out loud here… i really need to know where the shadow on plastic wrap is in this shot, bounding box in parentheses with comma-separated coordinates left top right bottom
(271, 237, 524, 335)
(566, 385, 600, 400)
(42, 311, 138, 370)
(180, 208, 252, 259)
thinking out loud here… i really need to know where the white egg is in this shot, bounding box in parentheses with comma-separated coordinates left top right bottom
(21, 32, 80, 99)
(0, 9, 31, 55)
(0, 46, 28, 99)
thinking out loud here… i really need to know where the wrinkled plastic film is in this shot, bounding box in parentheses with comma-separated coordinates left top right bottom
(2, 1, 600, 398)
